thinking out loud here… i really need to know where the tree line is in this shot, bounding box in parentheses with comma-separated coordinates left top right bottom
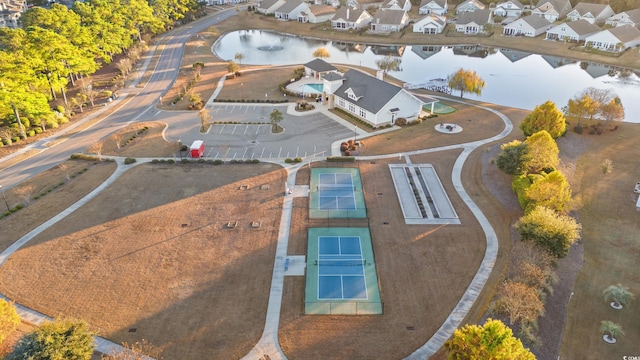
(0, 0, 204, 146)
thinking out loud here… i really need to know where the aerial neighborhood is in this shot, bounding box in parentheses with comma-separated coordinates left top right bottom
(3, 0, 640, 52)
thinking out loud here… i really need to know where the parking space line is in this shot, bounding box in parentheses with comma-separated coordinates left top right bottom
(219, 125, 225, 134)
(260, 148, 265, 158)
(243, 125, 249, 135)
(278, 147, 282, 158)
(242, 148, 248, 158)
(231, 124, 238, 134)
(295, 146, 299, 158)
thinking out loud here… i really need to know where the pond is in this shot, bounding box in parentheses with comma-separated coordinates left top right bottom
(212, 30, 640, 123)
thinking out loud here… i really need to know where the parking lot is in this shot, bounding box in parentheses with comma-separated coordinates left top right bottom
(194, 104, 354, 160)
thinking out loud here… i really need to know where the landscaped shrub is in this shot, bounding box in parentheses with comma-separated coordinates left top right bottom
(213, 159, 223, 165)
(284, 158, 292, 163)
(124, 157, 136, 164)
(26, 130, 35, 137)
(167, 159, 175, 164)
(327, 156, 355, 162)
(395, 118, 407, 126)
(34, 127, 43, 134)
(294, 157, 302, 163)
(573, 125, 583, 134)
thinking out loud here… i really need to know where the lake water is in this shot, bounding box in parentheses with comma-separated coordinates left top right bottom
(213, 30, 640, 123)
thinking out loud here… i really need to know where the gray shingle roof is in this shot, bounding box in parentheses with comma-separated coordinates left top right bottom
(259, 0, 281, 10)
(456, 8, 491, 25)
(608, 24, 640, 42)
(571, 2, 608, 17)
(420, 0, 447, 8)
(334, 69, 403, 114)
(323, 72, 345, 81)
(372, 9, 407, 25)
(275, 0, 306, 14)
(332, 7, 368, 22)
(519, 14, 552, 28)
(566, 19, 601, 34)
(304, 58, 337, 72)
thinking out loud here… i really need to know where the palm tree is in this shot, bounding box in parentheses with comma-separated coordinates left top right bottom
(270, 109, 283, 133)
(600, 320, 624, 344)
(603, 284, 635, 309)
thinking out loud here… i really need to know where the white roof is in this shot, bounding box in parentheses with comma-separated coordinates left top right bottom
(190, 140, 204, 149)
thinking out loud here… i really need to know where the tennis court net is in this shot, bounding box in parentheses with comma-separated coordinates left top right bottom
(316, 259, 365, 267)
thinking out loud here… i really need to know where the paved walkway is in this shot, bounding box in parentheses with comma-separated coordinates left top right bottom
(0, 21, 514, 358)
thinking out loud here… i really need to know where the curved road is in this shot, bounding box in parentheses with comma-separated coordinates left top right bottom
(0, 8, 238, 191)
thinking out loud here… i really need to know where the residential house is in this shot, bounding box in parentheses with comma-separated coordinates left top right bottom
(545, 19, 601, 41)
(503, 14, 552, 37)
(566, 3, 614, 24)
(208, 0, 248, 4)
(605, 8, 640, 28)
(304, 58, 338, 79)
(455, 9, 492, 34)
(256, 0, 286, 14)
(379, 0, 412, 12)
(0, 0, 26, 29)
(455, 0, 485, 14)
(331, 7, 373, 29)
(298, 5, 336, 23)
(585, 25, 640, 52)
(493, 0, 524, 18)
(418, 0, 448, 15)
(274, 0, 310, 20)
(370, 9, 410, 33)
(413, 13, 447, 33)
(323, 69, 434, 127)
(532, 0, 572, 22)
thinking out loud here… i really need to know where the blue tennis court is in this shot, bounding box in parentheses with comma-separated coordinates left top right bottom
(317, 236, 367, 300)
(318, 173, 356, 211)
(305, 228, 382, 315)
(309, 168, 367, 218)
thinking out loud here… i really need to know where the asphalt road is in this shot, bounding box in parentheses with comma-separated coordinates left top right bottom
(0, 8, 238, 191)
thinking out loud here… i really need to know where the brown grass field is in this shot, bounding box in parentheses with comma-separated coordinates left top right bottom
(1, 8, 640, 359)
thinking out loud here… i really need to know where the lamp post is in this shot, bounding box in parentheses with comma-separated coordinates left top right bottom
(241, 83, 244, 100)
(177, 139, 183, 160)
(354, 125, 358, 144)
(0, 185, 9, 212)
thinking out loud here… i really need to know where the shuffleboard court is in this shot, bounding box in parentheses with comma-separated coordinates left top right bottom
(306, 228, 382, 315)
(389, 164, 460, 225)
(310, 168, 367, 218)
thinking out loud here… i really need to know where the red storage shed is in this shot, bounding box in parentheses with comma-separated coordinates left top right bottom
(190, 140, 204, 158)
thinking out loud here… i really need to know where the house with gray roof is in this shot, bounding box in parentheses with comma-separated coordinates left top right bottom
(503, 14, 552, 37)
(413, 13, 447, 33)
(322, 69, 433, 127)
(0, 0, 26, 29)
(369, 9, 410, 33)
(605, 8, 640, 28)
(274, 0, 310, 20)
(545, 19, 601, 42)
(493, 0, 524, 18)
(411, 45, 443, 59)
(585, 25, 640, 52)
(567, 3, 614, 24)
(532, 0, 572, 22)
(456, 0, 485, 14)
(455, 9, 492, 34)
(298, 4, 336, 23)
(499, 48, 531, 62)
(257, 0, 286, 14)
(418, 0, 448, 15)
(304, 58, 338, 79)
(331, 7, 372, 30)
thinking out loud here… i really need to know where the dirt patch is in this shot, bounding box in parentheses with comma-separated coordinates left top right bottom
(101, 121, 175, 158)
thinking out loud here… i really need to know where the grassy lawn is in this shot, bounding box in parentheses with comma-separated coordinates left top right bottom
(559, 123, 640, 359)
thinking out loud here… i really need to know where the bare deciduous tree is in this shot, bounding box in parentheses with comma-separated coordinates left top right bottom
(58, 163, 71, 182)
(13, 185, 34, 204)
(89, 141, 104, 161)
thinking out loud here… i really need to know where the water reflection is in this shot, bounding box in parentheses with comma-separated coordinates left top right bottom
(212, 30, 640, 122)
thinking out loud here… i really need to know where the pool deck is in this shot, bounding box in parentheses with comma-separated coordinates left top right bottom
(285, 77, 324, 99)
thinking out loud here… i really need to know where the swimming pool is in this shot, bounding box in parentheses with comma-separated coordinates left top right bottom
(298, 83, 323, 94)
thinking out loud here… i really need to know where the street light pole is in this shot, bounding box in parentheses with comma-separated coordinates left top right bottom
(354, 125, 357, 144)
(0, 185, 10, 212)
